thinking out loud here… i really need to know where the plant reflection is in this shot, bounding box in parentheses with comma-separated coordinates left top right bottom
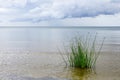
(64, 68, 96, 80)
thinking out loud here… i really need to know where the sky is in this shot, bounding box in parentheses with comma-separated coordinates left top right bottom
(0, 0, 120, 26)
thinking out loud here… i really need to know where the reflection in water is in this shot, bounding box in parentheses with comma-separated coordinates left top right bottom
(64, 68, 96, 80)
(54, 66, 97, 80)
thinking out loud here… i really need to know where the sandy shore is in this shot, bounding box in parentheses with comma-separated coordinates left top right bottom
(0, 52, 120, 80)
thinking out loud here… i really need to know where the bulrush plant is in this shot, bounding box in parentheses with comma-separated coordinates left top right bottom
(60, 33, 105, 69)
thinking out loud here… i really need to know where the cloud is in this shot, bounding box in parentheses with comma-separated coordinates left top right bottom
(0, 0, 27, 8)
(58, 13, 120, 26)
(112, 0, 120, 3)
(3, 13, 120, 26)
(0, 0, 120, 23)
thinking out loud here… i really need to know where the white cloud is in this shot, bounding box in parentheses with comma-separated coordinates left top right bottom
(12, 0, 120, 22)
(112, 0, 120, 3)
(59, 13, 120, 26)
(2, 13, 120, 26)
(0, 8, 9, 13)
(0, 0, 120, 25)
(0, 0, 27, 8)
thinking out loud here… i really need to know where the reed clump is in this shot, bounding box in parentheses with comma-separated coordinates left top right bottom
(60, 34, 105, 69)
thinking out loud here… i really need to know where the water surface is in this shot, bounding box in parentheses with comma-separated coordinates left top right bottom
(0, 27, 120, 80)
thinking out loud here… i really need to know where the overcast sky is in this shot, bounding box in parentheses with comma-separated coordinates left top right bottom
(0, 0, 120, 26)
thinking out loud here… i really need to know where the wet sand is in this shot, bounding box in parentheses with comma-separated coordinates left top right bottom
(0, 51, 120, 80)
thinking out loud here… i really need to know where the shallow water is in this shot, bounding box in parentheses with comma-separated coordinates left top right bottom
(0, 27, 120, 80)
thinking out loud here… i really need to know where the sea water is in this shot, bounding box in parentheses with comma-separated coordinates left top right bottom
(0, 27, 120, 53)
(0, 27, 120, 80)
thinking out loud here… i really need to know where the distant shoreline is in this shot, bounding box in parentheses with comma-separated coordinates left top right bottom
(0, 26, 120, 28)
(0, 26, 120, 30)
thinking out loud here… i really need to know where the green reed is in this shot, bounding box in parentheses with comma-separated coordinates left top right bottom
(60, 34, 105, 68)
